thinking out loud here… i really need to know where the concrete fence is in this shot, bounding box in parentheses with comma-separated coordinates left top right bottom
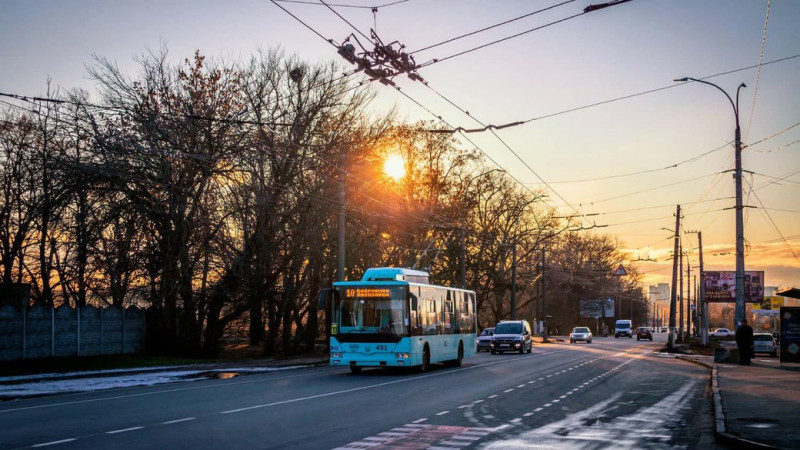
(0, 303, 146, 361)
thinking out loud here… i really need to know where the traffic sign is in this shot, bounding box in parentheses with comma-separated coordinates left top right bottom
(613, 264, 627, 276)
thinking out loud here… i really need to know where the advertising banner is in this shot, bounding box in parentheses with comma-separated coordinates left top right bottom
(580, 299, 614, 319)
(779, 307, 800, 364)
(759, 296, 784, 310)
(703, 270, 764, 303)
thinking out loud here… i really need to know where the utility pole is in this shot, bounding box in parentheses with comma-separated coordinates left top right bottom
(693, 274, 697, 338)
(686, 255, 691, 338)
(668, 205, 681, 351)
(686, 230, 706, 343)
(459, 228, 466, 288)
(679, 241, 684, 342)
(541, 247, 549, 343)
(673, 78, 746, 329)
(337, 150, 346, 282)
(510, 236, 517, 320)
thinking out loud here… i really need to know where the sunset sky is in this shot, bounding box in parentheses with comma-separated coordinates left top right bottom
(2, 0, 798, 290)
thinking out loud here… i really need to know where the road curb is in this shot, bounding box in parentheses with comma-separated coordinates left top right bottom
(676, 355, 779, 450)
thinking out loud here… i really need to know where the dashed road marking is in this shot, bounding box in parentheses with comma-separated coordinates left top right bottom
(32, 439, 77, 447)
(106, 426, 143, 434)
(162, 417, 195, 424)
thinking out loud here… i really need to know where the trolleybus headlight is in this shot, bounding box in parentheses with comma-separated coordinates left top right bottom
(395, 352, 410, 359)
(331, 352, 343, 358)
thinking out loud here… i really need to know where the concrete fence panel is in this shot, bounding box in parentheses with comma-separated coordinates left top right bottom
(0, 302, 146, 362)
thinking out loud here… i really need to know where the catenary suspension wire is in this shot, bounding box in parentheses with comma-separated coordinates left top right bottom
(744, 0, 770, 142)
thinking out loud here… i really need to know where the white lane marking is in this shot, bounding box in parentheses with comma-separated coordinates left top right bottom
(534, 408, 543, 412)
(348, 441, 380, 447)
(106, 426, 143, 434)
(488, 394, 498, 398)
(436, 410, 450, 416)
(162, 417, 196, 424)
(472, 399, 484, 404)
(523, 412, 533, 417)
(511, 418, 522, 423)
(458, 404, 470, 408)
(552, 399, 560, 403)
(2, 350, 573, 414)
(219, 350, 580, 415)
(543, 403, 552, 407)
(527, 381, 535, 384)
(517, 384, 526, 388)
(32, 439, 77, 447)
(363, 436, 392, 442)
(504, 389, 514, 393)
(412, 418, 428, 423)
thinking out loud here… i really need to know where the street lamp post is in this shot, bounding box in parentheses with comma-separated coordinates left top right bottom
(675, 77, 747, 329)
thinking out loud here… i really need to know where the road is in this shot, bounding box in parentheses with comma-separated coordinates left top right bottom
(0, 333, 723, 449)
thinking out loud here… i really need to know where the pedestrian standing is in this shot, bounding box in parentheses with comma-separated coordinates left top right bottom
(735, 318, 754, 366)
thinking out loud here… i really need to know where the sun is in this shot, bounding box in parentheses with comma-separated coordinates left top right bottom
(383, 153, 406, 181)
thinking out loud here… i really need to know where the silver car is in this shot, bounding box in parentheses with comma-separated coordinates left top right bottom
(570, 326, 593, 344)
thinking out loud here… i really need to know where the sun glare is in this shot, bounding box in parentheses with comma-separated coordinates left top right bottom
(383, 154, 406, 181)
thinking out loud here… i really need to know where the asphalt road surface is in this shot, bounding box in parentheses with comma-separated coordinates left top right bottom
(0, 333, 723, 449)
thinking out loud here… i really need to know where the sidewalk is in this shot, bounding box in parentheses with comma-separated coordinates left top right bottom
(680, 352, 800, 450)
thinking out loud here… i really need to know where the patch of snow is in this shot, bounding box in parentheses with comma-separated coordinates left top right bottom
(0, 365, 306, 399)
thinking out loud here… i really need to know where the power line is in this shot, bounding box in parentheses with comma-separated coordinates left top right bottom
(274, 0, 409, 8)
(589, 172, 724, 205)
(744, 177, 800, 263)
(410, 0, 576, 54)
(416, 9, 589, 70)
(744, 0, 771, 142)
(269, 0, 341, 47)
(424, 53, 800, 135)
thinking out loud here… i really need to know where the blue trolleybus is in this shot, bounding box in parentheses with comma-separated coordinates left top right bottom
(319, 267, 477, 373)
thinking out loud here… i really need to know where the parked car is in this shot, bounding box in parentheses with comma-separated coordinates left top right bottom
(569, 327, 593, 343)
(753, 332, 778, 357)
(491, 320, 532, 354)
(710, 328, 734, 338)
(476, 327, 494, 352)
(660, 327, 667, 333)
(636, 326, 653, 341)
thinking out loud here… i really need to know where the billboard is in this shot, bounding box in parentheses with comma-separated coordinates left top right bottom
(703, 270, 764, 303)
(779, 307, 800, 364)
(580, 299, 614, 319)
(758, 296, 784, 311)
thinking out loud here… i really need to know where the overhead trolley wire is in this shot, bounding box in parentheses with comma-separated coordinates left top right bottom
(425, 53, 800, 135)
(274, 0, 410, 8)
(416, 9, 589, 69)
(744, 177, 800, 263)
(410, 0, 576, 54)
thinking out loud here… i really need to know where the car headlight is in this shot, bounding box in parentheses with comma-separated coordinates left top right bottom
(514, 336, 522, 341)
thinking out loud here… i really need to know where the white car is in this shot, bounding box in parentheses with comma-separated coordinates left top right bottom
(710, 328, 734, 338)
(570, 327, 593, 344)
(753, 333, 778, 357)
